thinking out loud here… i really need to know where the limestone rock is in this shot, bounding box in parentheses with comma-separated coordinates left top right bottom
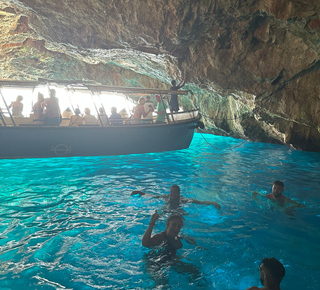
(1, 0, 320, 151)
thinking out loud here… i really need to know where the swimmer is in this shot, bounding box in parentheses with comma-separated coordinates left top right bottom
(142, 210, 183, 255)
(132, 185, 221, 210)
(245, 257, 285, 290)
(252, 180, 305, 214)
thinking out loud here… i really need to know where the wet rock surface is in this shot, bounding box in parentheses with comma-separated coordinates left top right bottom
(1, 0, 320, 151)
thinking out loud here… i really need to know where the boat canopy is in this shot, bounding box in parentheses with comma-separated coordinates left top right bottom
(0, 79, 191, 96)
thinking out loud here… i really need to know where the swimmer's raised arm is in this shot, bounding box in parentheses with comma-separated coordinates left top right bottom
(142, 210, 165, 248)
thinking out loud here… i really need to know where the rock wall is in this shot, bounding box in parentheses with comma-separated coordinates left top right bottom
(1, 0, 320, 151)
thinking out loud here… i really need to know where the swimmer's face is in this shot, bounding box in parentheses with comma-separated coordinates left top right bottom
(166, 218, 183, 237)
(170, 187, 180, 200)
(272, 184, 284, 198)
(259, 264, 268, 286)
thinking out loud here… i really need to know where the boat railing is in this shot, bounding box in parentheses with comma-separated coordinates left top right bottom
(166, 109, 199, 123)
(0, 79, 200, 127)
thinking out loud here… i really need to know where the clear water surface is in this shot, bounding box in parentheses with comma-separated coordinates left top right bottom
(0, 133, 319, 290)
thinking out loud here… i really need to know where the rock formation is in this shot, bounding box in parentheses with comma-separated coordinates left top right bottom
(1, 0, 320, 151)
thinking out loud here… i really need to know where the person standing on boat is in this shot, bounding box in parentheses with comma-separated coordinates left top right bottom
(70, 108, 83, 127)
(132, 97, 153, 123)
(42, 89, 61, 126)
(33, 92, 45, 124)
(154, 95, 167, 123)
(9, 95, 24, 118)
(83, 108, 97, 124)
(245, 257, 285, 290)
(142, 95, 155, 123)
(169, 79, 185, 112)
(109, 106, 122, 125)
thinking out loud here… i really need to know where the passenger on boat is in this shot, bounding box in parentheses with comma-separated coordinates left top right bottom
(33, 92, 45, 124)
(109, 106, 122, 125)
(70, 108, 83, 127)
(142, 210, 183, 256)
(9, 95, 24, 118)
(169, 79, 185, 112)
(154, 95, 167, 123)
(62, 107, 73, 118)
(42, 89, 61, 126)
(142, 95, 155, 123)
(132, 97, 153, 123)
(245, 257, 285, 290)
(252, 180, 305, 215)
(131, 185, 221, 210)
(98, 107, 109, 126)
(82, 108, 97, 124)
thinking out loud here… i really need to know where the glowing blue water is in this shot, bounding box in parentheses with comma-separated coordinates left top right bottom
(0, 133, 319, 289)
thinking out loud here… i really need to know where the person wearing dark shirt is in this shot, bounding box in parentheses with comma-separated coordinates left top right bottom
(169, 79, 185, 112)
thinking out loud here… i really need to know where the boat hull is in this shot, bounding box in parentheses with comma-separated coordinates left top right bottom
(0, 118, 200, 159)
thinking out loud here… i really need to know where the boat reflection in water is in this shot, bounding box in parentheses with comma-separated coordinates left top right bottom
(0, 80, 203, 159)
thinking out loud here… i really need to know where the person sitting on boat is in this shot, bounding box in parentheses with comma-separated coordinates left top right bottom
(142, 95, 155, 123)
(33, 92, 44, 124)
(109, 106, 122, 125)
(154, 95, 167, 123)
(70, 108, 83, 127)
(169, 79, 185, 112)
(82, 108, 97, 125)
(98, 107, 109, 126)
(132, 97, 153, 124)
(131, 185, 221, 210)
(142, 210, 183, 256)
(42, 89, 61, 126)
(9, 95, 24, 118)
(62, 107, 73, 118)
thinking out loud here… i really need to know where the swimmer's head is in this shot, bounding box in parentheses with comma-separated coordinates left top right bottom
(170, 185, 180, 200)
(272, 180, 284, 198)
(165, 213, 184, 237)
(260, 257, 285, 286)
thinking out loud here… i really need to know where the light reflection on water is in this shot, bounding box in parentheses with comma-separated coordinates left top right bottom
(0, 133, 319, 289)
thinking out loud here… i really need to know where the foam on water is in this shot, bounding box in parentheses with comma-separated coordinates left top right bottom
(0, 133, 319, 289)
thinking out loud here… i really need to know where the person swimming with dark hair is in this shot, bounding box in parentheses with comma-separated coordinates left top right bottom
(142, 210, 183, 256)
(245, 257, 285, 290)
(252, 180, 305, 215)
(132, 185, 221, 210)
(142, 210, 205, 285)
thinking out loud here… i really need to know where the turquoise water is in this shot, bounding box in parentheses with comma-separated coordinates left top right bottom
(0, 133, 319, 289)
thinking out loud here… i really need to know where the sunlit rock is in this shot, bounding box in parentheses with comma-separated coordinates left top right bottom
(1, 0, 320, 151)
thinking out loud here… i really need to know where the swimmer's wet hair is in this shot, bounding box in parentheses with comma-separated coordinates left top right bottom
(273, 180, 284, 187)
(262, 257, 285, 283)
(166, 213, 184, 225)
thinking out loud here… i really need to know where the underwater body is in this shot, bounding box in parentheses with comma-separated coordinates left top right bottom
(0, 133, 319, 289)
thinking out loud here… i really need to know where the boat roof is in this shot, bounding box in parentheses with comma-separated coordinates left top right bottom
(0, 79, 190, 95)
